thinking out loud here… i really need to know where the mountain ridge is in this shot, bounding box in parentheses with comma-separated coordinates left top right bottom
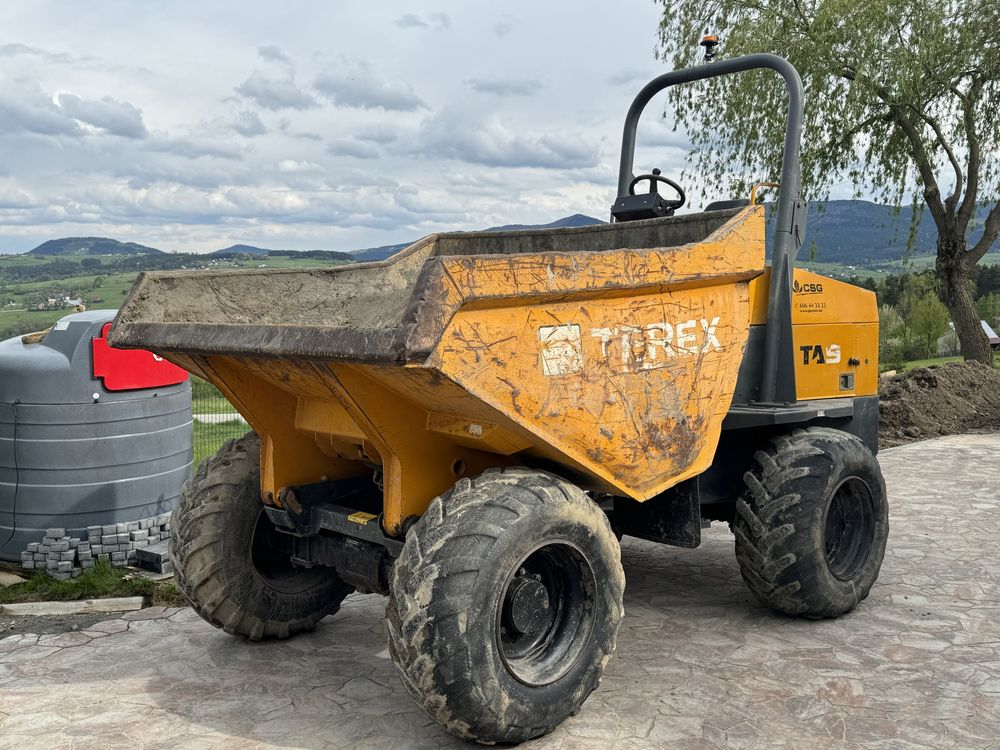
(21, 201, 999, 263)
(28, 237, 164, 256)
(209, 244, 271, 257)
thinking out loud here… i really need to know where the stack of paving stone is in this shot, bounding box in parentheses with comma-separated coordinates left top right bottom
(86, 513, 172, 569)
(18, 513, 173, 578)
(20, 528, 95, 580)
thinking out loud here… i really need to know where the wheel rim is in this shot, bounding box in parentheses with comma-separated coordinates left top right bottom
(495, 541, 597, 687)
(823, 477, 877, 581)
(249, 508, 323, 595)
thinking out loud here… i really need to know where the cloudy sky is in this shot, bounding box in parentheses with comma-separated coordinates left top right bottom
(0, 2, 707, 254)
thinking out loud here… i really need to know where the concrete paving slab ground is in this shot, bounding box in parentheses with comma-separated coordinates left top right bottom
(1, 433, 998, 750)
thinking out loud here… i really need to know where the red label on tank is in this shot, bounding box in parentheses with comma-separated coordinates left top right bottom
(92, 323, 188, 391)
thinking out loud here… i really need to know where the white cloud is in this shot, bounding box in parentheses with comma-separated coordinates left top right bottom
(493, 16, 514, 37)
(407, 107, 599, 169)
(276, 159, 323, 174)
(57, 93, 147, 138)
(355, 124, 401, 144)
(0, 42, 77, 64)
(235, 71, 317, 111)
(637, 118, 689, 150)
(0, 1, 705, 253)
(606, 68, 658, 86)
(465, 77, 543, 97)
(231, 110, 266, 137)
(327, 138, 380, 159)
(257, 44, 291, 64)
(0, 184, 37, 209)
(314, 60, 426, 112)
(0, 82, 80, 136)
(147, 136, 244, 161)
(394, 13, 451, 31)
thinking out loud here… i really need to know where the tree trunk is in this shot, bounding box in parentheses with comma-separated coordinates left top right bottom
(937, 233, 993, 365)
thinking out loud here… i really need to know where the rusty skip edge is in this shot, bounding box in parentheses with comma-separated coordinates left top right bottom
(110, 260, 761, 368)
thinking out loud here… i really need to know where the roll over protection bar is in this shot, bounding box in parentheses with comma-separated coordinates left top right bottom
(614, 53, 806, 404)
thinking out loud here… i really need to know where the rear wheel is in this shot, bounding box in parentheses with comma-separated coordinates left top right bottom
(386, 468, 625, 744)
(172, 432, 352, 640)
(733, 427, 888, 618)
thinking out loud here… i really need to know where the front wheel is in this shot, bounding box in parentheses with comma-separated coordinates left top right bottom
(386, 468, 625, 744)
(734, 427, 889, 618)
(172, 432, 353, 640)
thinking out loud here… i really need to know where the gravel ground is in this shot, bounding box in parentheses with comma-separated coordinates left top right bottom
(1, 433, 998, 750)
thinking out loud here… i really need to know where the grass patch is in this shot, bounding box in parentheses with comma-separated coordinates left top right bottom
(190, 375, 231, 413)
(900, 353, 1000, 371)
(0, 559, 186, 606)
(194, 419, 249, 467)
(189, 375, 247, 466)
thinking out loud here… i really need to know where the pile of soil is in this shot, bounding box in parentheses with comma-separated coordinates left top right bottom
(879, 361, 1000, 447)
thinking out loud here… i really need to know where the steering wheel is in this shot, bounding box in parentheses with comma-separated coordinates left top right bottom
(627, 168, 686, 210)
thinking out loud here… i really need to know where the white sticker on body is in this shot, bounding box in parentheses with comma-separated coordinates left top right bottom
(538, 324, 584, 376)
(539, 316, 724, 376)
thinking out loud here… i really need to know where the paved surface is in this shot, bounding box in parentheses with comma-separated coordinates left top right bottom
(1, 433, 998, 750)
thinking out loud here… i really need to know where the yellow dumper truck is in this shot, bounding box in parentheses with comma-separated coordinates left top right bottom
(111, 53, 888, 744)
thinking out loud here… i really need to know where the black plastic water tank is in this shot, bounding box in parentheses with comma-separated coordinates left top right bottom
(0, 310, 192, 560)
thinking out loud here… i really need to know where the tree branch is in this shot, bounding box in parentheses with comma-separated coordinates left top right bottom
(882, 100, 948, 233)
(831, 67, 949, 233)
(840, 112, 893, 143)
(909, 107, 963, 215)
(967, 199, 1000, 268)
(955, 78, 983, 233)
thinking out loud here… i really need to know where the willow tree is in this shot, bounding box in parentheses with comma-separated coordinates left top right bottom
(657, 0, 1000, 364)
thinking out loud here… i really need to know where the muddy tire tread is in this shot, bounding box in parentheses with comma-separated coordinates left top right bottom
(386, 467, 624, 744)
(172, 432, 351, 641)
(733, 427, 888, 618)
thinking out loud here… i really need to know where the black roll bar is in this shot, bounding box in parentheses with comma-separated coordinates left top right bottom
(615, 54, 805, 404)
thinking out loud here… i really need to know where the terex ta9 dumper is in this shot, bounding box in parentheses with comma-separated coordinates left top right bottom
(111, 53, 888, 744)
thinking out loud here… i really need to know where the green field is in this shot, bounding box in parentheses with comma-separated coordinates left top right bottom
(0, 252, 334, 465)
(0, 253, 346, 340)
(800, 252, 1000, 281)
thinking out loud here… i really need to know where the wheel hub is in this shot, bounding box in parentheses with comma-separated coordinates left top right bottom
(507, 575, 552, 637)
(824, 476, 877, 581)
(496, 542, 597, 687)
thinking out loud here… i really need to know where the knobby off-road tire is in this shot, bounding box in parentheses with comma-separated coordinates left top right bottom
(734, 427, 889, 618)
(386, 468, 625, 745)
(172, 432, 352, 640)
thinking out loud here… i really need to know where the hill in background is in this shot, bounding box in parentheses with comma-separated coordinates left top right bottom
(350, 242, 412, 262)
(349, 213, 606, 262)
(209, 244, 270, 258)
(19, 200, 999, 264)
(488, 213, 604, 232)
(773, 200, 996, 264)
(347, 203, 997, 264)
(28, 237, 163, 256)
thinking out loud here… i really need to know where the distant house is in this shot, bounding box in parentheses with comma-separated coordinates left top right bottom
(937, 321, 1000, 355)
(984, 320, 1000, 350)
